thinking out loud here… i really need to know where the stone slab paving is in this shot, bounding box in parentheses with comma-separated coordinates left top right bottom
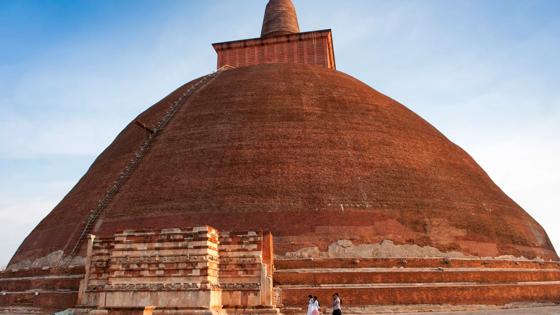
(378, 305, 560, 314)
(385, 306, 560, 315)
(4, 305, 560, 315)
(321, 304, 560, 315)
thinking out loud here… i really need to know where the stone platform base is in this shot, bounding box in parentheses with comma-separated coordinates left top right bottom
(221, 307, 280, 315)
(281, 303, 560, 314)
(72, 307, 280, 315)
(0, 306, 51, 315)
(0, 265, 83, 311)
(3, 304, 560, 315)
(73, 308, 217, 315)
(275, 258, 560, 307)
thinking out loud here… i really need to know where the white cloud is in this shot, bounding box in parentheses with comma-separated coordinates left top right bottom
(467, 131, 560, 252)
(0, 198, 58, 265)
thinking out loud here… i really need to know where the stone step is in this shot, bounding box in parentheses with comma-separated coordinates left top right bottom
(0, 267, 84, 279)
(279, 303, 560, 315)
(0, 307, 51, 315)
(222, 307, 281, 314)
(0, 291, 77, 310)
(274, 268, 560, 285)
(0, 275, 83, 292)
(274, 258, 560, 271)
(72, 307, 281, 315)
(277, 281, 560, 307)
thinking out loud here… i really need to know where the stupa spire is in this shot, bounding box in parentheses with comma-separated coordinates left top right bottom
(261, 0, 300, 38)
(213, 0, 335, 70)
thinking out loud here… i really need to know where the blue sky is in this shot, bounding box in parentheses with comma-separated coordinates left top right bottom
(0, 0, 559, 266)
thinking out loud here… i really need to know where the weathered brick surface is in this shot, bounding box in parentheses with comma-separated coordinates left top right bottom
(274, 258, 560, 270)
(0, 291, 77, 310)
(213, 30, 335, 70)
(0, 266, 83, 310)
(85, 227, 222, 293)
(218, 230, 270, 307)
(79, 226, 274, 311)
(261, 0, 300, 38)
(275, 257, 560, 307)
(0, 276, 81, 291)
(5, 1, 558, 312)
(275, 269, 560, 285)
(11, 63, 556, 264)
(280, 283, 560, 306)
(0, 265, 84, 279)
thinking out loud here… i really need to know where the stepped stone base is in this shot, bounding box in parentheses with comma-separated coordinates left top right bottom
(0, 266, 84, 311)
(3, 239, 560, 314)
(73, 306, 280, 315)
(279, 282, 560, 306)
(0, 307, 51, 315)
(281, 303, 560, 315)
(274, 258, 560, 309)
(221, 307, 280, 315)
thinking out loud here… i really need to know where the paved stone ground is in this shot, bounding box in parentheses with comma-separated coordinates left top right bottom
(316, 304, 560, 315)
(4, 305, 560, 314)
(378, 305, 560, 314)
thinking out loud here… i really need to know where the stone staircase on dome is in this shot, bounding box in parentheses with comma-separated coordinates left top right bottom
(65, 72, 219, 261)
(274, 258, 560, 314)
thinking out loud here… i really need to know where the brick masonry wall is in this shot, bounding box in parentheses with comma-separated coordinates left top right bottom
(82, 227, 221, 309)
(280, 284, 560, 307)
(80, 226, 273, 311)
(0, 266, 84, 310)
(274, 258, 560, 309)
(219, 231, 270, 307)
(213, 30, 335, 70)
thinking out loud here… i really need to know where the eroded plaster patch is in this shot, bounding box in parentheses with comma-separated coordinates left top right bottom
(284, 239, 467, 259)
(425, 218, 467, 245)
(527, 222, 546, 246)
(282, 239, 546, 261)
(7, 251, 84, 271)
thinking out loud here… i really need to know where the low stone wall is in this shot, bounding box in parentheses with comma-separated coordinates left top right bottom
(274, 257, 560, 269)
(275, 257, 560, 311)
(281, 283, 560, 307)
(0, 266, 84, 311)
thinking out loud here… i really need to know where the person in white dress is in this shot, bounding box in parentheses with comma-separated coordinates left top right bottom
(313, 296, 320, 315)
(307, 295, 315, 315)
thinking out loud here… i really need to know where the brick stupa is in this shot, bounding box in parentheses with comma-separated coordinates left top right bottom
(2, 1, 559, 314)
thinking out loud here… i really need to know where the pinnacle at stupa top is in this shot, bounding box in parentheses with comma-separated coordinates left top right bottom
(261, 0, 300, 37)
(212, 0, 336, 70)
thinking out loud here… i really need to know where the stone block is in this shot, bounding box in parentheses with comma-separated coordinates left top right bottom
(77, 226, 274, 312)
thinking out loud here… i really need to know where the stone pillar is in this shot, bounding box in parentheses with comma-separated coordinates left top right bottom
(261, 232, 274, 306)
(77, 234, 95, 305)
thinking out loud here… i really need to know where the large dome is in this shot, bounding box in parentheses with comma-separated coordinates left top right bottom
(10, 63, 557, 266)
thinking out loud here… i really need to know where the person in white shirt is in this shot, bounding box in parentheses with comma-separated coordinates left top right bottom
(332, 293, 342, 315)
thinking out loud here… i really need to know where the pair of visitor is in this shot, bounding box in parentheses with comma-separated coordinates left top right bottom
(307, 293, 342, 315)
(307, 295, 320, 315)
